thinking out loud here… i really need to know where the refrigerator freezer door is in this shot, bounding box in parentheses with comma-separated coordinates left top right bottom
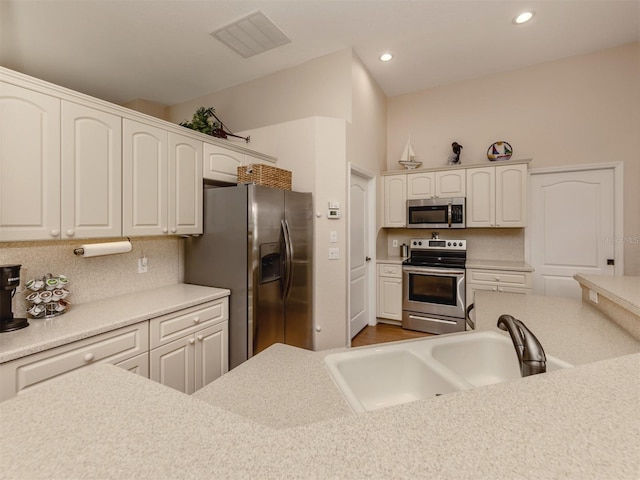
(284, 190, 314, 350)
(248, 185, 286, 356)
(184, 186, 248, 370)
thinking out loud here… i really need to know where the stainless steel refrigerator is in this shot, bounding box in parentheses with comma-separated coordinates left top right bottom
(183, 184, 313, 370)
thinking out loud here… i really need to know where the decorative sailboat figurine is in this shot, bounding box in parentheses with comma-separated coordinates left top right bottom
(398, 135, 422, 169)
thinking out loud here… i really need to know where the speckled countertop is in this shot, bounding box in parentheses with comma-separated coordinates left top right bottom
(0, 283, 230, 363)
(376, 255, 406, 264)
(574, 274, 640, 315)
(1, 291, 639, 479)
(465, 259, 533, 271)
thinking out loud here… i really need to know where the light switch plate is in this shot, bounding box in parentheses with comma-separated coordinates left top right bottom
(330, 231, 337, 243)
(588, 289, 598, 304)
(328, 248, 339, 260)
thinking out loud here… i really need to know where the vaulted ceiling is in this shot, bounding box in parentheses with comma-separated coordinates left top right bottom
(1, 1, 638, 106)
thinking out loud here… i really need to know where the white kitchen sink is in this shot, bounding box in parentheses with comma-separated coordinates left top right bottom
(324, 330, 572, 413)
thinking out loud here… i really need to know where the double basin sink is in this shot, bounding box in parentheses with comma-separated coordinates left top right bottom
(324, 331, 572, 413)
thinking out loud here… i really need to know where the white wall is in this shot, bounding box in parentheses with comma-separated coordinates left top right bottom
(387, 42, 640, 275)
(167, 49, 353, 132)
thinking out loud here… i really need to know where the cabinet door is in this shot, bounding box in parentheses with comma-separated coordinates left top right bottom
(203, 143, 244, 183)
(377, 276, 403, 321)
(383, 175, 407, 227)
(435, 170, 466, 197)
(168, 132, 202, 235)
(123, 119, 168, 236)
(150, 335, 195, 394)
(496, 164, 527, 227)
(0, 82, 61, 241)
(194, 321, 228, 391)
(407, 172, 435, 199)
(114, 352, 149, 378)
(61, 101, 122, 239)
(466, 167, 495, 227)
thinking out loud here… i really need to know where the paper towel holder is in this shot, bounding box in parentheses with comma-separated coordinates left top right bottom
(74, 238, 132, 257)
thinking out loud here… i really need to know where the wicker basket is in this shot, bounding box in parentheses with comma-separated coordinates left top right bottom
(237, 164, 292, 190)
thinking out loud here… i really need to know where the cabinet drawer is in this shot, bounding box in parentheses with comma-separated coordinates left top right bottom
(150, 298, 228, 348)
(0, 322, 148, 400)
(378, 264, 402, 278)
(466, 269, 532, 288)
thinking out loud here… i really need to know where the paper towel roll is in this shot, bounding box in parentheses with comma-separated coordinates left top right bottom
(74, 240, 132, 258)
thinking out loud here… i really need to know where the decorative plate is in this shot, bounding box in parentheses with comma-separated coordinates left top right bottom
(487, 141, 513, 161)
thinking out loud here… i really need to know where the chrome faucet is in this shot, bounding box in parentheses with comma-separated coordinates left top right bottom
(497, 315, 547, 377)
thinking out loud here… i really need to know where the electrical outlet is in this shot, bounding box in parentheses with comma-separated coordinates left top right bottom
(328, 248, 339, 260)
(138, 257, 148, 274)
(588, 289, 598, 304)
(392, 240, 398, 247)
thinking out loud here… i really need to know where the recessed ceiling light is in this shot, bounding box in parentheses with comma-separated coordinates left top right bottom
(513, 11, 535, 24)
(379, 53, 393, 62)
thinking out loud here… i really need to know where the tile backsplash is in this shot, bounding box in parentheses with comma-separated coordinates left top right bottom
(382, 228, 525, 261)
(0, 236, 181, 318)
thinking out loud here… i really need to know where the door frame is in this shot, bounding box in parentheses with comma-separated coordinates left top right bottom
(525, 161, 624, 276)
(347, 163, 377, 344)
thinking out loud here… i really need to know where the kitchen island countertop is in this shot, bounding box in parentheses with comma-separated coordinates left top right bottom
(1, 292, 639, 479)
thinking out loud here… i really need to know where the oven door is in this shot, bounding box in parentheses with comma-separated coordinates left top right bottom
(402, 266, 466, 319)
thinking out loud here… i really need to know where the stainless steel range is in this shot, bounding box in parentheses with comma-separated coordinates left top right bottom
(402, 238, 466, 334)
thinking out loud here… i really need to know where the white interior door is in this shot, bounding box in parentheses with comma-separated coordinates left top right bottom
(528, 167, 615, 298)
(349, 171, 371, 339)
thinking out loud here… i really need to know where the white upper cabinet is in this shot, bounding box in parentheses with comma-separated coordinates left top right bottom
(407, 172, 435, 199)
(383, 174, 407, 227)
(0, 83, 61, 241)
(61, 101, 122, 239)
(168, 133, 202, 235)
(466, 163, 527, 228)
(123, 119, 168, 236)
(123, 120, 203, 237)
(436, 170, 466, 197)
(407, 170, 465, 199)
(203, 143, 245, 183)
(495, 164, 527, 227)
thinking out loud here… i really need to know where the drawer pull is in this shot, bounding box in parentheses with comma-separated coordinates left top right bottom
(493, 287, 498, 292)
(84, 353, 94, 362)
(498, 288, 504, 292)
(197, 335, 203, 342)
(193, 317, 201, 324)
(495, 276, 500, 281)
(189, 338, 195, 345)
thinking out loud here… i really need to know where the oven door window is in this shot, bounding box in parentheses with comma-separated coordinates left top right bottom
(408, 273, 457, 306)
(408, 205, 448, 225)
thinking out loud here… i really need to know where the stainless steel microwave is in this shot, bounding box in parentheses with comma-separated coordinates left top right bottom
(406, 197, 465, 229)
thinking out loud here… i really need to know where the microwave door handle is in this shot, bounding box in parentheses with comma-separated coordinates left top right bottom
(448, 203, 452, 228)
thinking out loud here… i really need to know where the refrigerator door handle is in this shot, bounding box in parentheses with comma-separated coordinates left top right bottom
(281, 219, 294, 300)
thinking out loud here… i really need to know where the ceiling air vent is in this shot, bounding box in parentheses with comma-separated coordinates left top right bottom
(210, 11, 291, 58)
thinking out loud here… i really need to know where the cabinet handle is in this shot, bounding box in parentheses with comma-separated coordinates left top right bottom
(84, 353, 94, 362)
(193, 317, 200, 324)
(493, 287, 498, 292)
(66, 229, 75, 237)
(498, 288, 504, 292)
(171, 227, 177, 233)
(189, 338, 195, 345)
(50, 229, 60, 237)
(162, 228, 168, 233)
(197, 335, 203, 342)
(495, 277, 500, 281)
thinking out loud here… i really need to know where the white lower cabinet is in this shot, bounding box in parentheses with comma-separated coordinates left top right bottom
(0, 322, 148, 401)
(377, 263, 403, 321)
(149, 298, 229, 394)
(466, 268, 533, 308)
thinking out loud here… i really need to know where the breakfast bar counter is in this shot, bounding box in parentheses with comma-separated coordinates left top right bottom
(1, 292, 639, 479)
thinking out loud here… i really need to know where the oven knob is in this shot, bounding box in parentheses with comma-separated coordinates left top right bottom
(418, 241, 422, 246)
(459, 241, 464, 247)
(448, 242, 452, 246)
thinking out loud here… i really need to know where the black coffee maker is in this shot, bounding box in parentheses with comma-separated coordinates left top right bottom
(0, 264, 29, 332)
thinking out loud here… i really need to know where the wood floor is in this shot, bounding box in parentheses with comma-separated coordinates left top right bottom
(351, 323, 433, 347)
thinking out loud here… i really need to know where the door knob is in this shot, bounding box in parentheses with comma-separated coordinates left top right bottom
(365, 256, 371, 262)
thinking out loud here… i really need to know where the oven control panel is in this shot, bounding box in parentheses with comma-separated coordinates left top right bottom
(410, 239, 466, 250)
